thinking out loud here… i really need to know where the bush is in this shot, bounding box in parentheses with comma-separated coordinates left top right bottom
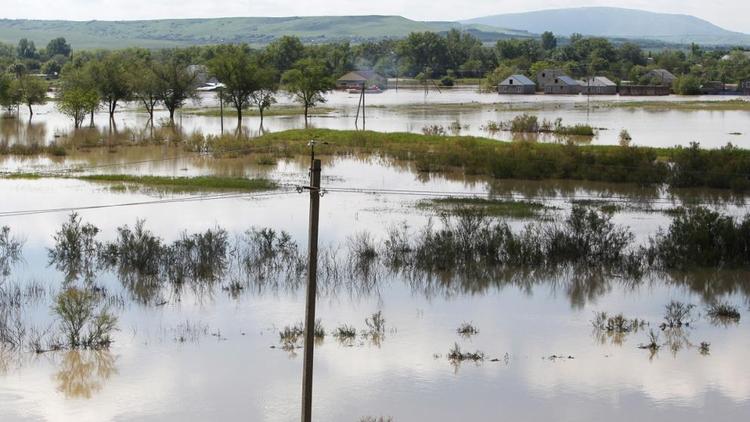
(673, 75, 702, 95)
(53, 287, 117, 350)
(439, 76, 455, 87)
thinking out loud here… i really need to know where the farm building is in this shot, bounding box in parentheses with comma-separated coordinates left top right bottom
(498, 75, 536, 94)
(536, 69, 565, 90)
(544, 75, 582, 94)
(579, 76, 617, 95)
(644, 69, 677, 86)
(336, 70, 387, 90)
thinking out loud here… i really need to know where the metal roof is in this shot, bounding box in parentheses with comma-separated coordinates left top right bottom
(501, 74, 535, 85)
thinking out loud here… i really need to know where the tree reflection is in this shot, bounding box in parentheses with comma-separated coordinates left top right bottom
(54, 350, 117, 399)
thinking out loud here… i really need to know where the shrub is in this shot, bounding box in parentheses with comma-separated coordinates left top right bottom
(53, 287, 117, 350)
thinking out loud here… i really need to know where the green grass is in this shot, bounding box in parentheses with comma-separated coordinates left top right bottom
(1, 173, 276, 192)
(418, 197, 550, 218)
(0, 16, 525, 49)
(183, 106, 335, 118)
(78, 174, 277, 192)
(609, 99, 750, 111)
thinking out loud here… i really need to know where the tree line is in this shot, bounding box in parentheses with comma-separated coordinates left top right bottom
(1, 31, 749, 127)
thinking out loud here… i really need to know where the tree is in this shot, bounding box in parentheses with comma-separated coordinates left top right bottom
(0, 72, 17, 112)
(281, 58, 335, 124)
(208, 45, 263, 125)
(541, 32, 557, 50)
(58, 67, 99, 128)
(152, 50, 198, 122)
(16, 39, 37, 59)
(88, 52, 133, 120)
(12, 75, 47, 117)
(46, 37, 72, 58)
(264, 36, 304, 73)
(249, 64, 279, 127)
(130, 55, 161, 123)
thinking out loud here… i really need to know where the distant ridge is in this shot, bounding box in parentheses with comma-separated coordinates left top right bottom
(0, 16, 531, 49)
(463, 7, 750, 45)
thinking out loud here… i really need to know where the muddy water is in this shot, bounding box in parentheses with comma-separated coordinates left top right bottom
(1, 88, 749, 148)
(1, 148, 750, 420)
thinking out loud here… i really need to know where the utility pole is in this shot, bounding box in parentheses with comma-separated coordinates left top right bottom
(219, 87, 224, 135)
(361, 84, 366, 131)
(300, 149, 322, 422)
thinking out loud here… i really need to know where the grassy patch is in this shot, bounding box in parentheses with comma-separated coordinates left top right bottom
(183, 105, 335, 117)
(609, 99, 750, 111)
(418, 197, 549, 218)
(1, 173, 277, 193)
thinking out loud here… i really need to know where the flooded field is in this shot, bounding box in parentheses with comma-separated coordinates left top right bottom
(1, 143, 750, 422)
(1, 88, 749, 149)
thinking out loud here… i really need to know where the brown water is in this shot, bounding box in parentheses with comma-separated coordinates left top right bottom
(1, 88, 749, 148)
(1, 121, 750, 421)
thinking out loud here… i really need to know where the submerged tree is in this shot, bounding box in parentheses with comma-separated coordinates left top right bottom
(88, 51, 133, 121)
(12, 74, 47, 117)
(57, 68, 99, 128)
(152, 49, 198, 123)
(281, 58, 334, 124)
(208, 45, 266, 126)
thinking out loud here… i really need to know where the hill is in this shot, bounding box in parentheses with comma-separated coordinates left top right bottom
(0, 16, 530, 49)
(463, 7, 750, 45)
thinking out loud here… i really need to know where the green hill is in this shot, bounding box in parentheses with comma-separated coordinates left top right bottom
(464, 7, 750, 46)
(0, 16, 530, 49)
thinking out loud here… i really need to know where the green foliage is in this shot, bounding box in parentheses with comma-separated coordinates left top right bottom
(53, 287, 117, 349)
(88, 51, 133, 118)
(673, 74, 702, 95)
(650, 207, 750, 269)
(152, 49, 198, 121)
(12, 75, 47, 116)
(281, 58, 335, 121)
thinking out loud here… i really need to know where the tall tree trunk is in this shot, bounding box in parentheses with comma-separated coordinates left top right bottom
(27, 103, 33, 118)
(259, 107, 264, 127)
(89, 109, 94, 127)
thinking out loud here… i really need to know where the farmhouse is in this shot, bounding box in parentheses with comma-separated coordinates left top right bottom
(544, 75, 581, 94)
(498, 75, 536, 94)
(336, 70, 387, 89)
(579, 76, 617, 95)
(536, 69, 564, 90)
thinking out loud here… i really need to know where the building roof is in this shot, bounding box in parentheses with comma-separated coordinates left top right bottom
(556, 75, 580, 86)
(500, 74, 535, 86)
(580, 76, 616, 87)
(646, 69, 677, 81)
(337, 70, 383, 82)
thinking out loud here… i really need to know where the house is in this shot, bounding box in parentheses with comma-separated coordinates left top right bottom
(721, 51, 750, 61)
(699, 81, 726, 95)
(544, 75, 581, 95)
(536, 69, 564, 90)
(579, 76, 617, 95)
(498, 75, 536, 94)
(336, 70, 387, 90)
(740, 80, 750, 95)
(644, 69, 677, 86)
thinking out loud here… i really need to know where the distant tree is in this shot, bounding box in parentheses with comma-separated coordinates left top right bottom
(16, 39, 37, 59)
(88, 52, 133, 120)
(397, 32, 448, 76)
(12, 75, 47, 117)
(152, 50, 198, 122)
(673, 75, 702, 95)
(46, 37, 72, 58)
(0, 72, 17, 112)
(58, 68, 100, 128)
(541, 32, 557, 50)
(208, 45, 264, 125)
(129, 55, 161, 123)
(482, 64, 517, 92)
(281, 58, 335, 124)
(249, 64, 279, 127)
(264, 36, 305, 73)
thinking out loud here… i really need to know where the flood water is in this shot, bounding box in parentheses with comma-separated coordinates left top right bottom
(1, 87, 749, 148)
(1, 93, 750, 421)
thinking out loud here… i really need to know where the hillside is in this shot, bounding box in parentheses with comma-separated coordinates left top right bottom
(463, 7, 750, 45)
(0, 16, 530, 49)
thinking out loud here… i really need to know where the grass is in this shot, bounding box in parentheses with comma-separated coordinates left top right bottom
(610, 99, 750, 111)
(364, 311, 386, 338)
(638, 329, 661, 351)
(457, 322, 479, 337)
(333, 324, 357, 340)
(79, 174, 277, 192)
(447, 343, 485, 362)
(699, 341, 711, 355)
(592, 312, 646, 333)
(706, 302, 741, 324)
(183, 105, 335, 117)
(662, 301, 695, 329)
(418, 197, 549, 218)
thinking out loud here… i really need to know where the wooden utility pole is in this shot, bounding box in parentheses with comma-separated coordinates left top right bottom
(361, 84, 366, 131)
(300, 157, 321, 422)
(219, 87, 224, 135)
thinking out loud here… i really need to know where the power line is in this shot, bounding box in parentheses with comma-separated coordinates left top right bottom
(0, 190, 296, 218)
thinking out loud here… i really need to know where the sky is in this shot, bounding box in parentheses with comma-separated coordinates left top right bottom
(2, 0, 749, 33)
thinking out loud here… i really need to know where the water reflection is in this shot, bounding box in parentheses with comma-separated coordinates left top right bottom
(54, 349, 117, 399)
